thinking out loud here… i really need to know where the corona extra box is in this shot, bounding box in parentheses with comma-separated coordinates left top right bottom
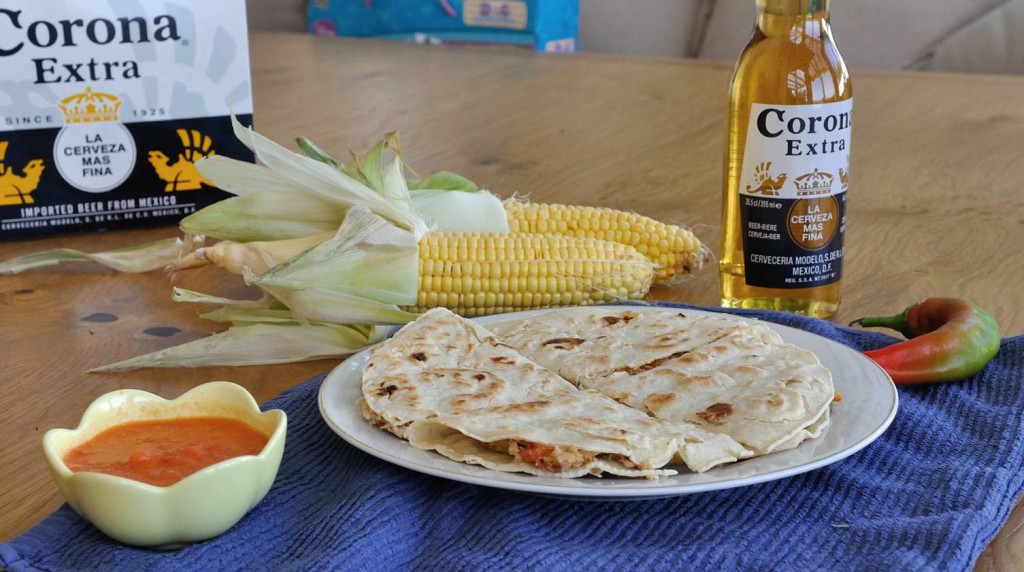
(0, 0, 253, 240)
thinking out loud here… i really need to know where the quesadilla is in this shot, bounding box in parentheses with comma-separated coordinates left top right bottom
(404, 391, 680, 478)
(361, 308, 752, 476)
(361, 307, 574, 439)
(492, 307, 835, 456)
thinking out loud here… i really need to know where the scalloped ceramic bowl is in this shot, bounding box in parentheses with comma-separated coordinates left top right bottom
(43, 381, 287, 548)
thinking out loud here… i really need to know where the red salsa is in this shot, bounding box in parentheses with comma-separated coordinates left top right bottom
(63, 417, 270, 487)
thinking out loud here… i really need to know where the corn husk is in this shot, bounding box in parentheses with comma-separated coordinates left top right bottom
(173, 233, 333, 275)
(0, 236, 201, 275)
(171, 287, 273, 307)
(244, 207, 421, 325)
(410, 189, 508, 233)
(410, 171, 478, 193)
(91, 322, 386, 371)
(170, 288, 293, 323)
(179, 191, 345, 242)
(206, 116, 429, 239)
(249, 279, 418, 325)
(253, 207, 418, 305)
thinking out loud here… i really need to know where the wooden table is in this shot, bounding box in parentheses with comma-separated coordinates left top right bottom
(2, 33, 1022, 567)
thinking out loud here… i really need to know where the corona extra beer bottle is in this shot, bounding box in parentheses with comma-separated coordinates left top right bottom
(720, 0, 852, 318)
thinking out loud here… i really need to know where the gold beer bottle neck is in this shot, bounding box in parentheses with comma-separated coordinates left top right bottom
(756, 0, 831, 38)
(758, 0, 829, 16)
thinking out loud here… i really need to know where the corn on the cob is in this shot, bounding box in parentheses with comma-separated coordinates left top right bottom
(409, 232, 652, 317)
(503, 199, 707, 283)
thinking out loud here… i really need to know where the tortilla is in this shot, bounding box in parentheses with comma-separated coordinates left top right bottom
(362, 308, 752, 476)
(404, 391, 678, 478)
(492, 307, 835, 455)
(490, 308, 781, 382)
(406, 389, 752, 477)
(361, 307, 574, 439)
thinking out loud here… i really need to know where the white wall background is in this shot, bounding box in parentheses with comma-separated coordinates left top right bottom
(248, 0, 1024, 75)
(697, 0, 1022, 73)
(578, 0, 709, 58)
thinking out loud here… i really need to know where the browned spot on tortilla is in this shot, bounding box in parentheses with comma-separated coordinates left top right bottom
(682, 353, 707, 365)
(501, 401, 551, 413)
(613, 350, 690, 375)
(491, 356, 515, 365)
(610, 331, 741, 376)
(375, 383, 400, 397)
(785, 378, 804, 387)
(541, 337, 586, 350)
(484, 337, 514, 349)
(729, 365, 762, 377)
(709, 344, 733, 356)
(473, 373, 486, 381)
(667, 373, 717, 389)
(607, 391, 631, 403)
(597, 312, 637, 326)
(411, 352, 428, 362)
(696, 403, 734, 425)
(646, 393, 676, 410)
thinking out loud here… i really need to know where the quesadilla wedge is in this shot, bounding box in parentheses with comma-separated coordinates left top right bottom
(361, 307, 575, 439)
(406, 389, 753, 477)
(404, 391, 680, 478)
(362, 308, 752, 476)
(492, 307, 835, 456)
(490, 308, 783, 382)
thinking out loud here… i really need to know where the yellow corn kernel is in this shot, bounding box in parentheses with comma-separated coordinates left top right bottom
(407, 232, 653, 317)
(503, 199, 708, 283)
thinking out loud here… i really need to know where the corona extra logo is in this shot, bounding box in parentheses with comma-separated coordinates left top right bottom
(148, 129, 215, 192)
(793, 169, 834, 196)
(53, 86, 136, 194)
(0, 140, 46, 206)
(58, 88, 122, 124)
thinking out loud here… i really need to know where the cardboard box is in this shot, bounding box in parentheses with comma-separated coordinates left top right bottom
(308, 0, 579, 53)
(0, 0, 254, 240)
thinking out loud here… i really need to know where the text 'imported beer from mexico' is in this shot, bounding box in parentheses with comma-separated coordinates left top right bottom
(720, 0, 851, 318)
(0, 0, 253, 239)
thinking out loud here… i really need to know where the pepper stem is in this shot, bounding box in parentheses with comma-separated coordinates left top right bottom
(848, 305, 914, 333)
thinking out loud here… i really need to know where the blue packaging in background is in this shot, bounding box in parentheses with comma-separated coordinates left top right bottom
(308, 0, 579, 52)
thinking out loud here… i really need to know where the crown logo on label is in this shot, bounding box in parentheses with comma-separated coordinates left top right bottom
(58, 87, 122, 124)
(793, 169, 834, 196)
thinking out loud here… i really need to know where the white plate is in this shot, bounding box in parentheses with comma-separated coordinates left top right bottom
(318, 306, 898, 499)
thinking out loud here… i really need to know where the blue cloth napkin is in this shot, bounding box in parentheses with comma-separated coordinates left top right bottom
(3, 303, 1023, 572)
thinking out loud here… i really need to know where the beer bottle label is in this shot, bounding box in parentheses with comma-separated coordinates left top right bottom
(738, 100, 852, 289)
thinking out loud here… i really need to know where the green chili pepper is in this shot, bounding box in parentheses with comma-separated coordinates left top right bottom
(849, 298, 1000, 385)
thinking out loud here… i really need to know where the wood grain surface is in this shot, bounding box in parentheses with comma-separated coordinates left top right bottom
(2, 33, 1022, 566)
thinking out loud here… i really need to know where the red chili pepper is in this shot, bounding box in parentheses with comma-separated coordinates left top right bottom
(849, 298, 1000, 385)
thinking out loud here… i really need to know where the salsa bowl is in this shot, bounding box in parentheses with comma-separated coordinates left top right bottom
(43, 381, 287, 548)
